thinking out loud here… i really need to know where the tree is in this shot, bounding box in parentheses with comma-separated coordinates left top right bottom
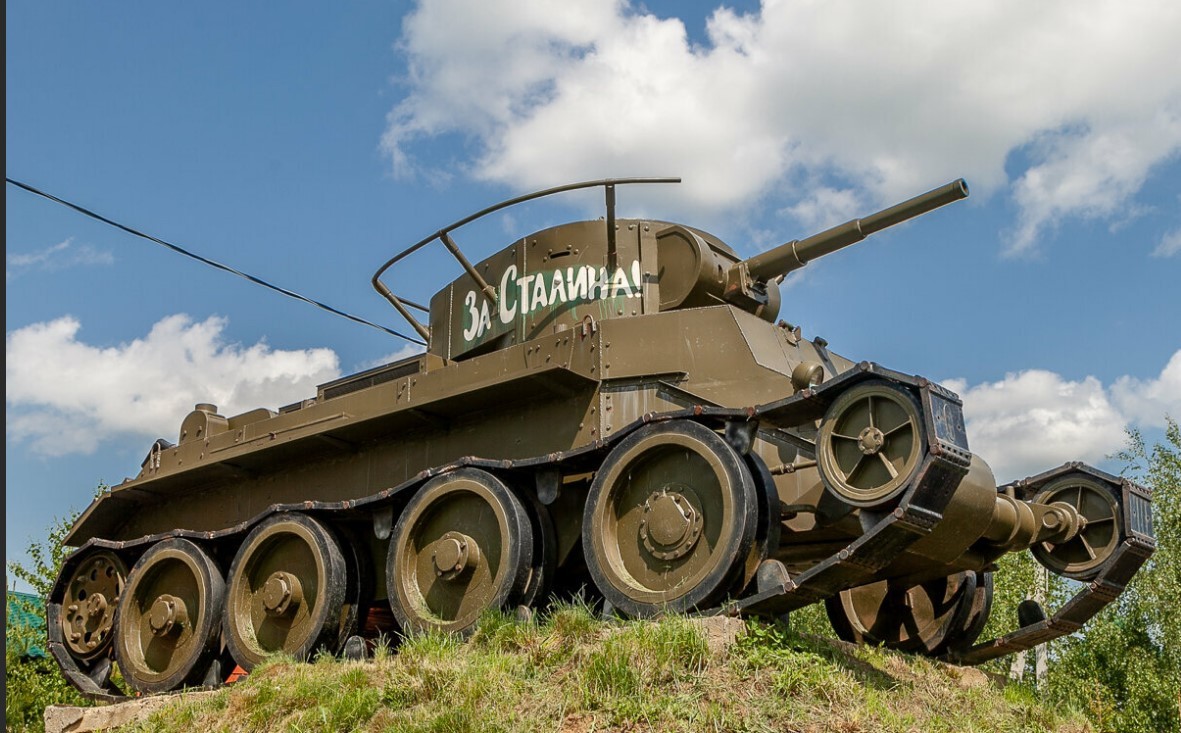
(1117, 418, 1181, 664)
(1043, 418, 1181, 733)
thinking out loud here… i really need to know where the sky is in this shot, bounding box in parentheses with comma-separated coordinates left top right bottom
(6, 0, 1180, 590)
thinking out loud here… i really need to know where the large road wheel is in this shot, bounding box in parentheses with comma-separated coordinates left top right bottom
(583, 421, 758, 618)
(387, 468, 533, 634)
(1030, 476, 1122, 580)
(825, 571, 980, 657)
(817, 380, 926, 509)
(224, 513, 349, 670)
(115, 539, 225, 694)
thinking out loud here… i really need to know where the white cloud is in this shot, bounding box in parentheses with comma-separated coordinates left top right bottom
(1154, 227, 1181, 258)
(1009, 118, 1181, 255)
(355, 343, 427, 372)
(783, 187, 864, 231)
(6, 238, 114, 280)
(1110, 350, 1181, 428)
(384, 0, 1181, 252)
(944, 350, 1181, 481)
(5, 315, 340, 456)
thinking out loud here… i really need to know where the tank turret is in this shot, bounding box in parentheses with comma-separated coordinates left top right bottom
(394, 179, 967, 361)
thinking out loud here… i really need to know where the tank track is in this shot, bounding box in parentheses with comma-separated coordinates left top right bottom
(47, 362, 1153, 698)
(948, 464, 1155, 664)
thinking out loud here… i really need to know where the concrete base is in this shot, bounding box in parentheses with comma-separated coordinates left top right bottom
(44, 690, 217, 733)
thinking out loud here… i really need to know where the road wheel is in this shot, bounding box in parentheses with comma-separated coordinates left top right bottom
(115, 539, 225, 693)
(224, 513, 349, 670)
(583, 421, 757, 617)
(387, 468, 532, 634)
(826, 570, 979, 656)
(944, 570, 993, 652)
(518, 493, 558, 610)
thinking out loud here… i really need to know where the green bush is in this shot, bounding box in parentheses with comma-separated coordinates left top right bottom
(5, 649, 88, 732)
(6, 503, 98, 733)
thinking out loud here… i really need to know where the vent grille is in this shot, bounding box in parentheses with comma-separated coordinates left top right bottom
(318, 358, 422, 401)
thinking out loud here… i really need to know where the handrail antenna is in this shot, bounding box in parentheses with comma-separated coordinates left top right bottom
(371, 177, 681, 343)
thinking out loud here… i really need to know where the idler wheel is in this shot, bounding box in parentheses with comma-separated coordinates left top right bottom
(387, 468, 533, 634)
(583, 421, 757, 617)
(817, 380, 926, 509)
(825, 571, 981, 657)
(1030, 476, 1122, 580)
(115, 539, 225, 694)
(225, 513, 349, 670)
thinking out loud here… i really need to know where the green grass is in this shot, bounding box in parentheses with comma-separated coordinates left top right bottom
(115, 604, 1092, 733)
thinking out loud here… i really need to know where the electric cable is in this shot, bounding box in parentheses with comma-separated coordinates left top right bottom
(6, 177, 427, 345)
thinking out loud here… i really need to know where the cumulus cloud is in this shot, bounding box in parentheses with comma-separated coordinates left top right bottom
(5, 315, 341, 456)
(6, 238, 114, 280)
(944, 350, 1181, 481)
(1110, 350, 1181, 428)
(384, 0, 1181, 253)
(1009, 118, 1181, 254)
(1154, 227, 1181, 258)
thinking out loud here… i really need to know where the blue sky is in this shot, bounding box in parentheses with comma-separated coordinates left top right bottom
(6, 1, 1179, 589)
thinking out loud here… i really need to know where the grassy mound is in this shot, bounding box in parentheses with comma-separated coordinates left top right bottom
(117, 601, 1090, 733)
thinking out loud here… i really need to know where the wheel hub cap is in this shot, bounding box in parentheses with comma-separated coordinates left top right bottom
(147, 595, 186, 636)
(858, 426, 886, 455)
(87, 594, 109, 619)
(262, 571, 303, 616)
(432, 531, 479, 579)
(640, 489, 703, 561)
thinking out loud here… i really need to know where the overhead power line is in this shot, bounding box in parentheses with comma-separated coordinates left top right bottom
(5, 177, 427, 345)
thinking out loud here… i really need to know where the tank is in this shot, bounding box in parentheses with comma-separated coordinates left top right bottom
(48, 178, 1156, 698)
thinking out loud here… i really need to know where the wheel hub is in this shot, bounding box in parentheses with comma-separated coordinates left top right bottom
(147, 594, 187, 637)
(67, 594, 112, 649)
(857, 426, 886, 455)
(640, 488, 704, 561)
(262, 571, 303, 616)
(432, 531, 479, 579)
(87, 593, 109, 619)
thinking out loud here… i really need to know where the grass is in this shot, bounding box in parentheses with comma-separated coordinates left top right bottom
(114, 600, 1092, 733)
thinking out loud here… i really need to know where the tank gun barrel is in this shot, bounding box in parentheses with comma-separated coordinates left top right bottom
(740, 178, 969, 283)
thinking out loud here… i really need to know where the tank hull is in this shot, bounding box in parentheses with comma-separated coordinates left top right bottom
(49, 183, 1155, 698)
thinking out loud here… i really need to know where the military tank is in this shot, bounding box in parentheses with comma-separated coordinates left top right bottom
(48, 178, 1156, 698)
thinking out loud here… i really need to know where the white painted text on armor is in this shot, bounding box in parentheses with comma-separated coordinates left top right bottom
(462, 261, 642, 341)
